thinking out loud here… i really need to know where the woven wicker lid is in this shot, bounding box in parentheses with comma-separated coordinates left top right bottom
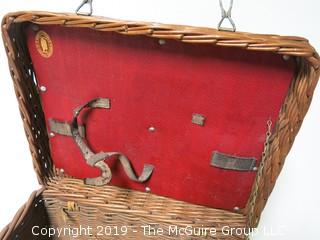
(2, 11, 320, 227)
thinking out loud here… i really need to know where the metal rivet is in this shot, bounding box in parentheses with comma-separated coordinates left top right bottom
(145, 187, 151, 193)
(253, 167, 258, 171)
(158, 39, 166, 45)
(283, 55, 290, 61)
(31, 24, 40, 32)
(148, 126, 156, 132)
(233, 206, 240, 212)
(60, 169, 65, 173)
(49, 132, 55, 138)
(192, 113, 206, 126)
(39, 86, 47, 92)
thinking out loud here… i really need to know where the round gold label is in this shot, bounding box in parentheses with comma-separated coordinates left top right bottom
(35, 31, 53, 58)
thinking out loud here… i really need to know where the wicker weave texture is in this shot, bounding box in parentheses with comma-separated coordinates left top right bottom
(1, 11, 320, 239)
(0, 190, 46, 240)
(42, 178, 247, 240)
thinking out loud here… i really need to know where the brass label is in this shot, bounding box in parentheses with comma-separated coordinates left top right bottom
(35, 31, 53, 58)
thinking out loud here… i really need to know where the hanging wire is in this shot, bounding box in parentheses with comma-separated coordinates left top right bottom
(218, 0, 236, 32)
(76, 0, 93, 16)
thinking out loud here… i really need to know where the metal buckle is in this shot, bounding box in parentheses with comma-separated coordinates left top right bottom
(218, 0, 236, 32)
(76, 0, 93, 16)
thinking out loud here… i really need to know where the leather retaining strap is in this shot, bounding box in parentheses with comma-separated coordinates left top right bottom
(51, 98, 154, 186)
(211, 151, 256, 171)
(49, 119, 86, 137)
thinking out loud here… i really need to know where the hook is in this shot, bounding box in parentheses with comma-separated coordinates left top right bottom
(76, 0, 93, 16)
(218, 0, 236, 32)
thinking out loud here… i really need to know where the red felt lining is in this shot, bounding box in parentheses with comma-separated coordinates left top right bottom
(26, 25, 295, 210)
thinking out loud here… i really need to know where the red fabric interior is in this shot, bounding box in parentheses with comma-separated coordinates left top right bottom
(26, 25, 294, 210)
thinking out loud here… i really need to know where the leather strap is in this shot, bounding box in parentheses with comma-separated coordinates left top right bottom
(70, 98, 154, 186)
(49, 119, 85, 137)
(211, 151, 256, 171)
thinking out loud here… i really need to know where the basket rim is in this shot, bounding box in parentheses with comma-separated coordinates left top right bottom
(2, 11, 319, 69)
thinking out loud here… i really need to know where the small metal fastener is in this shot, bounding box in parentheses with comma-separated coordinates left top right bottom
(66, 201, 78, 211)
(39, 86, 47, 92)
(253, 167, 258, 171)
(233, 206, 240, 212)
(158, 39, 166, 45)
(148, 126, 156, 132)
(31, 24, 40, 32)
(145, 187, 151, 193)
(60, 169, 65, 174)
(283, 55, 290, 61)
(192, 113, 206, 126)
(49, 132, 55, 138)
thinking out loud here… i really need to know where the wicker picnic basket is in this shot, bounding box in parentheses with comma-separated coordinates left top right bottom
(1, 4, 319, 240)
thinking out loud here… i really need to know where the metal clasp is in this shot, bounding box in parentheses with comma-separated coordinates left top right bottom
(218, 0, 236, 32)
(76, 0, 93, 16)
